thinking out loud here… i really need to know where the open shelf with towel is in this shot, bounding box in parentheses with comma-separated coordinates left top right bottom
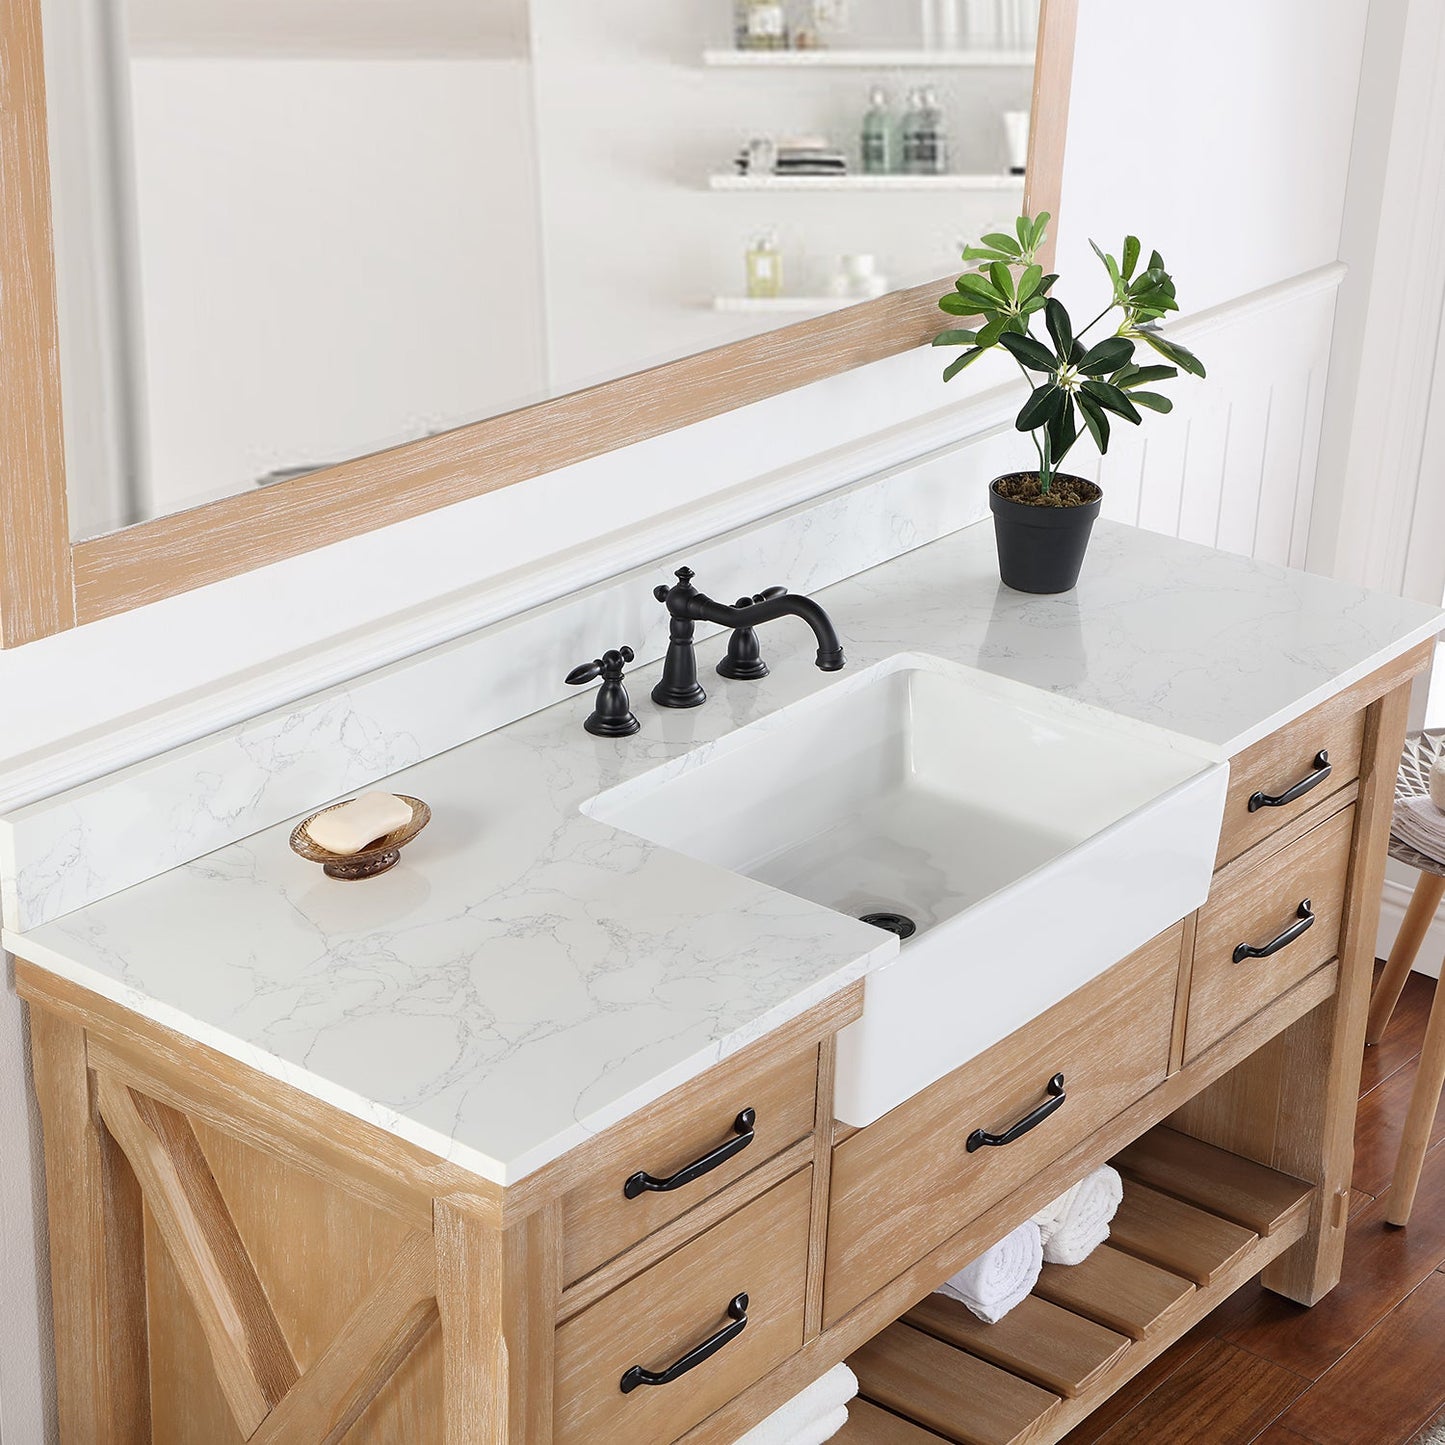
(839, 1127, 1314, 1445)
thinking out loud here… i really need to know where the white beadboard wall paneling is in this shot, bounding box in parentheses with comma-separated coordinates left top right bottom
(1310, 0, 1445, 600)
(0, 266, 1346, 936)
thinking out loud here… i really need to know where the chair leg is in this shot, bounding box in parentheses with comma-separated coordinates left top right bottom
(1387, 963, 1445, 1225)
(1367, 873, 1445, 1045)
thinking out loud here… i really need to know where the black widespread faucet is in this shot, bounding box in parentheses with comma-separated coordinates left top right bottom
(650, 566, 845, 708)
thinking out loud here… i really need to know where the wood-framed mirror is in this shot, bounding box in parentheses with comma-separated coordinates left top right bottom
(0, 0, 1076, 648)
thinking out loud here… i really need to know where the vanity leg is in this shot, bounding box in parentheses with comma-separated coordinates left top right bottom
(29, 1007, 152, 1445)
(436, 1199, 559, 1445)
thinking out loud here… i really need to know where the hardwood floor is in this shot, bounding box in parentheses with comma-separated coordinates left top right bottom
(1060, 969, 1445, 1445)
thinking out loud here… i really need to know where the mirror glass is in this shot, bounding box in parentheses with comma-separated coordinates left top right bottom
(43, 0, 1038, 540)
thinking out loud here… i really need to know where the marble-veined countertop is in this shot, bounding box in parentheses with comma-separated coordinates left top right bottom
(7, 520, 1442, 1184)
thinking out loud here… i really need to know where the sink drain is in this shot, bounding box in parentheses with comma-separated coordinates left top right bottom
(859, 911, 917, 940)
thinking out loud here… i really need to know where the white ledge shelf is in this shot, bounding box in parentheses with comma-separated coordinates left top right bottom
(702, 47, 1035, 68)
(709, 172, 1024, 192)
(712, 296, 858, 314)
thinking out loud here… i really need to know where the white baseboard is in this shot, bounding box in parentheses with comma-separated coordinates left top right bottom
(1376, 875, 1445, 979)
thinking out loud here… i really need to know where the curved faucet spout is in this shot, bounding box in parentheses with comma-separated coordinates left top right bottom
(689, 591, 845, 672)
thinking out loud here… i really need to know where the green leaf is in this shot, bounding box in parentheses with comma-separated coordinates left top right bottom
(1078, 336, 1135, 376)
(1129, 390, 1174, 414)
(939, 292, 979, 316)
(1017, 263, 1044, 301)
(1047, 397, 1078, 462)
(1029, 211, 1051, 249)
(1044, 298, 1073, 358)
(989, 261, 1016, 301)
(933, 328, 979, 347)
(999, 330, 1060, 372)
(1077, 391, 1111, 452)
(1082, 379, 1143, 424)
(1017, 382, 1065, 432)
(1148, 249, 1165, 272)
(1114, 363, 1177, 389)
(980, 232, 1022, 257)
(1122, 235, 1140, 280)
(962, 244, 1015, 265)
(1137, 328, 1207, 377)
(942, 349, 985, 382)
(976, 314, 1009, 347)
(956, 272, 1004, 305)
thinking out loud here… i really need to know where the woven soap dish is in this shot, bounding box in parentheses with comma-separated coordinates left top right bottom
(289, 795, 431, 880)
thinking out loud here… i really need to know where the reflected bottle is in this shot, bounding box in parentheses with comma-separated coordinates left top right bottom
(746, 230, 784, 299)
(862, 87, 895, 175)
(908, 86, 949, 175)
(900, 89, 923, 174)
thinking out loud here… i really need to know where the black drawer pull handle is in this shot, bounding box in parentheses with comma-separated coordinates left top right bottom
(966, 1073, 1066, 1153)
(619, 1293, 748, 1394)
(1248, 750, 1331, 812)
(1233, 899, 1315, 964)
(623, 1108, 756, 1200)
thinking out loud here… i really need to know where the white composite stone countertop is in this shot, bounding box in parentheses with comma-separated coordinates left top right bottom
(7, 520, 1443, 1184)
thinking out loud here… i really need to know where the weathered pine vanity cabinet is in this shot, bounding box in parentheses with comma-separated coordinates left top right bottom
(13, 636, 1434, 1445)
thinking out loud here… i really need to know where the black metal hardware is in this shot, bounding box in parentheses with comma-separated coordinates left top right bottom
(1233, 899, 1315, 964)
(651, 566, 844, 708)
(717, 587, 787, 680)
(622, 1108, 756, 1199)
(618, 1294, 749, 1394)
(966, 1073, 1066, 1153)
(1248, 750, 1331, 813)
(566, 646, 641, 738)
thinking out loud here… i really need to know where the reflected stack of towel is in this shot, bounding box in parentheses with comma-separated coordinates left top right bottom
(734, 1363, 857, 1445)
(932, 1165, 1123, 1325)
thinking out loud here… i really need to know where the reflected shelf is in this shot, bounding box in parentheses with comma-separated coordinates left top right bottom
(709, 172, 1024, 192)
(701, 48, 1035, 68)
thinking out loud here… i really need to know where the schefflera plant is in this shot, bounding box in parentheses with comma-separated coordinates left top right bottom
(936, 212, 1206, 494)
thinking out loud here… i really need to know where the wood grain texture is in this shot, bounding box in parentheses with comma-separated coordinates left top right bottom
(559, 1039, 817, 1285)
(436, 1197, 560, 1445)
(836, 1398, 953, 1443)
(0, 0, 76, 643)
(554, 1169, 811, 1445)
(250, 1231, 438, 1445)
(1113, 1128, 1313, 1237)
(1186, 804, 1355, 1063)
(1080, 1339, 1305, 1445)
(27, 1008, 150, 1445)
(903, 1293, 1129, 1400)
(1107, 1183, 1258, 1288)
(1032, 1246, 1195, 1344)
(825, 927, 1181, 1326)
(807, 1035, 837, 1341)
(1214, 690, 1366, 868)
(1384, 970, 1445, 1224)
(94, 1074, 299, 1435)
(1271, 1270, 1445, 1445)
(850, 1323, 1062, 1445)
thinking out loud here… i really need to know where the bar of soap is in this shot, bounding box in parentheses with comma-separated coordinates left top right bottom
(304, 792, 413, 855)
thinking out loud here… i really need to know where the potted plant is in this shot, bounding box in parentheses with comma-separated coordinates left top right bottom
(936, 212, 1205, 594)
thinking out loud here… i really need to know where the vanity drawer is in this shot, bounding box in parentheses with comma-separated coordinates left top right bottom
(561, 1042, 818, 1286)
(1216, 695, 1365, 867)
(1187, 803, 1355, 1063)
(823, 926, 1180, 1328)
(554, 1167, 812, 1445)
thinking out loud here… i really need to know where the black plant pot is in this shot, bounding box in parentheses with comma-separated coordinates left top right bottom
(989, 474, 1103, 595)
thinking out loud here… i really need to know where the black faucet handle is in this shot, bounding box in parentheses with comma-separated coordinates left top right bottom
(566, 647, 640, 737)
(753, 586, 787, 604)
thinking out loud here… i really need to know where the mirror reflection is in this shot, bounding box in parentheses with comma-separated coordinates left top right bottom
(43, 0, 1037, 539)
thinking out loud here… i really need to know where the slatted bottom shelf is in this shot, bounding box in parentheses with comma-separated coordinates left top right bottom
(838, 1126, 1315, 1445)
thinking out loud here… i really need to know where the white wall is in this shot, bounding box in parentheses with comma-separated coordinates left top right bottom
(0, 2, 1379, 1437)
(126, 55, 548, 518)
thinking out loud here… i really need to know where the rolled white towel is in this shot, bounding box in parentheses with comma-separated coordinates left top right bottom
(935, 1220, 1042, 1324)
(1032, 1165, 1123, 1266)
(734, 1364, 857, 1445)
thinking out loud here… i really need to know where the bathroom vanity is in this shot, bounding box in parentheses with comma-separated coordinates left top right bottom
(7, 521, 1443, 1445)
